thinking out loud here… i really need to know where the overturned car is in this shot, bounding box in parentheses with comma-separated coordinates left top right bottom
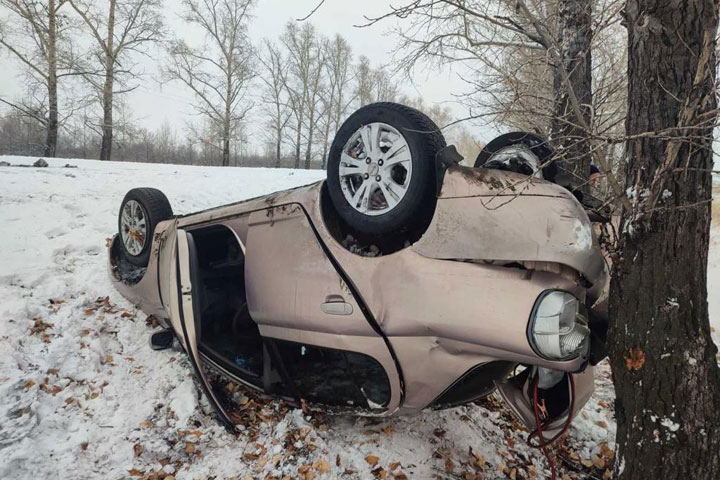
(109, 102, 609, 437)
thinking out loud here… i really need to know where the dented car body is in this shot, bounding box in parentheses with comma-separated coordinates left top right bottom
(109, 163, 609, 433)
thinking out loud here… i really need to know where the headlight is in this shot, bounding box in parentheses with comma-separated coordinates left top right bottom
(529, 291, 590, 360)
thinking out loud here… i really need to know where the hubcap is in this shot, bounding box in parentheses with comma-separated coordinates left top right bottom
(120, 200, 148, 256)
(338, 122, 413, 216)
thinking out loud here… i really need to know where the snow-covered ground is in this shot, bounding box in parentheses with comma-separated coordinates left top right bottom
(0, 156, 716, 480)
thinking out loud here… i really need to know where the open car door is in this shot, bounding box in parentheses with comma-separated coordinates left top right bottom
(170, 229, 235, 428)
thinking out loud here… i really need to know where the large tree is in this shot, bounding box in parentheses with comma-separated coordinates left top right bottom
(0, 0, 80, 157)
(69, 0, 163, 160)
(366, 0, 627, 189)
(258, 40, 291, 168)
(166, 0, 255, 167)
(608, 0, 720, 478)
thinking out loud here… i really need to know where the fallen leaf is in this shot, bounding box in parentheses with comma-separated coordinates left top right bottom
(595, 420, 608, 429)
(393, 473, 408, 480)
(46, 368, 59, 375)
(184, 442, 195, 454)
(84, 308, 95, 316)
(365, 455, 380, 466)
(592, 455, 605, 469)
(372, 467, 387, 479)
(23, 380, 35, 389)
(81, 442, 89, 451)
(313, 459, 330, 473)
(603, 469, 612, 479)
(121, 311, 133, 318)
(381, 425, 394, 437)
(133, 443, 143, 457)
(444, 457, 455, 473)
(90, 391, 99, 399)
(389, 462, 401, 471)
(600, 444, 615, 460)
(256, 457, 268, 472)
(127, 469, 143, 477)
(625, 347, 645, 370)
(581, 458, 594, 468)
(139, 420, 153, 428)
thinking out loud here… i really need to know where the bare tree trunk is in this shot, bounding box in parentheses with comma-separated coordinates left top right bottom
(294, 115, 302, 168)
(44, 0, 58, 157)
(550, 0, 593, 190)
(608, 0, 720, 478)
(99, 0, 116, 161)
(275, 138, 281, 168)
(304, 108, 315, 169)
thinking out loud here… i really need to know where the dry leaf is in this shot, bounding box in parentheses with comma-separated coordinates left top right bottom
(22, 380, 35, 389)
(81, 442, 89, 451)
(625, 347, 645, 370)
(389, 462, 401, 471)
(121, 311, 133, 318)
(184, 442, 195, 454)
(133, 443, 143, 457)
(593, 455, 605, 469)
(139, 420, 153, 428)
(603, 469, 612, 479)
(256, 457, 268, 472)
(84, 308, 95, 316)
(600, 444, 615, 460)
(393, 473, 408, 480)
(47, 368, 59, 375)
(381, 425, 394, 437)
(90, 391, 99, 399)
(444, 457, 455, 473)
(595, 420, 608, 429)
(127, 469, 143, 477)
(365, 455, 380, 466)
(372, 467, 387, 479)
(313, 459, 330, 473)
(581, 458, 594, 468)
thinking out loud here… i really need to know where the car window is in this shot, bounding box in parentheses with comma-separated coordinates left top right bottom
(272, 339, 390, 409)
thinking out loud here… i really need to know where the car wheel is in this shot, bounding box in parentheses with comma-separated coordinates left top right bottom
(118, 188, 173, 267)
(326, 102, 446, 238)
(474, 132, 558, 182)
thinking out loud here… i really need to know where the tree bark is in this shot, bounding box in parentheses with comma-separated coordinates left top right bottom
(45, 0, 58, 158)
(550, 0, 593, 191)
(99, 0, 116, 161)
(608, 1, 720, 479)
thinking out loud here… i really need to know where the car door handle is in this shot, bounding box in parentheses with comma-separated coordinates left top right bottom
(321, 295, 353, 315)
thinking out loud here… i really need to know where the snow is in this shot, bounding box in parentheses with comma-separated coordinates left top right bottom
(0, 155, 717, 479)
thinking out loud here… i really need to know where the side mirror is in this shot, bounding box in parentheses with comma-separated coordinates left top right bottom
(150, 330, 174, 350)
(434, 145, 464, 195)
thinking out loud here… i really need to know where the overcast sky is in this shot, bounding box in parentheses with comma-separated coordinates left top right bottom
(0, 0, 497, 150)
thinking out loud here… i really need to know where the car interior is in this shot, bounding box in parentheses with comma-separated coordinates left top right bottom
(187, 225, 264, 387)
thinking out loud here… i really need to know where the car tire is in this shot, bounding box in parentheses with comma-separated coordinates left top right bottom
(474, 132, 558, 182)
(326, 102, 446, 238)
(118, 188, 173, 267)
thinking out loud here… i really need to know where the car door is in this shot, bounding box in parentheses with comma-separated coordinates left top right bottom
(244, 203, 401, 412)
(170, 229, 235, 428)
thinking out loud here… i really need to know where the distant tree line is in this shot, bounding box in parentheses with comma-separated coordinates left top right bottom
(0, 0, 482, 167)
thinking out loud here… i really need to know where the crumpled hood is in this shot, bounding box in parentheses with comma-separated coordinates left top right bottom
(413, 166, 607, 289)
